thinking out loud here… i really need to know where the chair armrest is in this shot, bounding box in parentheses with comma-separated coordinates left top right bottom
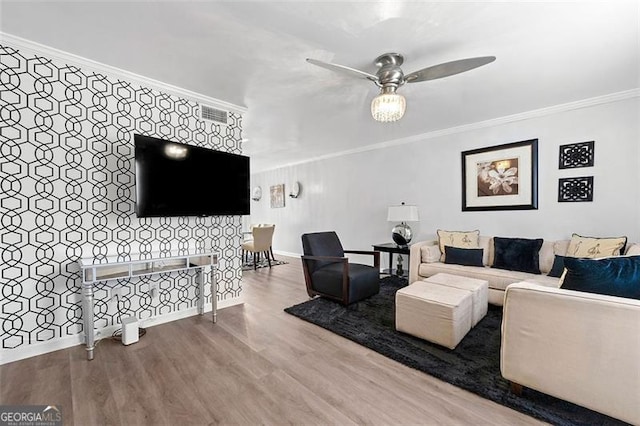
(344, 250, 380, 269)
(409, 240, 437, 284)
(301, 255, 347, 262)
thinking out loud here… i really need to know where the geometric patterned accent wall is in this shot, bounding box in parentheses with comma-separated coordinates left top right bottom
(0, 43, 244, 350)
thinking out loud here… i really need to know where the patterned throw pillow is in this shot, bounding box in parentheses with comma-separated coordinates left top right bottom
(437, 229, 480, 262)
(566, 233, 627, 258)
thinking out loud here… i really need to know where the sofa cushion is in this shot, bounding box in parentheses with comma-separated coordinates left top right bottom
(566, 233, 627, 258)
(547, 255, 566, 278)
(492, 237, 544, 274)
(522, 275, 561, 288)
(421, 263, 543, 292)
(625, 243, 640, 256)
(437, 229, 480, 261)
(479, 236, 493, 266)
(554, 240, 570, 256)
(560, 256, 640, 300)
(538, 240, 556, 274)
(444, 246, 484, 267)
(420, 244, 442, 263)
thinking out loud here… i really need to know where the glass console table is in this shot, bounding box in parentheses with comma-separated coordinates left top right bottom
(78, 251, 218, 360)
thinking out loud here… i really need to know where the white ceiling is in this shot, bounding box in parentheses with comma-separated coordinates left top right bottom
(2, 1, 639, 172)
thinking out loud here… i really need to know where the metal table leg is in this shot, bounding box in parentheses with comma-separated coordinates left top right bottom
(196, 267, 205, 315)
(211, 267, 217, 323)
(82, 283, 95, 360)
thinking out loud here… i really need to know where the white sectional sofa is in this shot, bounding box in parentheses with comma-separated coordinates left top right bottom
(501, 282, 640, 425)
(408, 233, 640, 423)
(409, 236, 640, 305)
(409, 236, 563, 305)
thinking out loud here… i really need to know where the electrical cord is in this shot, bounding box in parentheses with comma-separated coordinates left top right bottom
(111, 293, 147, 341)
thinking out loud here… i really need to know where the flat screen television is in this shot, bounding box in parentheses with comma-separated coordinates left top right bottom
(134, 134, 250, 217)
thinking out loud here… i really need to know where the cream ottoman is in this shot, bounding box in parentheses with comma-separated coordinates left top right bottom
(395, 281, 472, 349)
(423, 273, 489, 327)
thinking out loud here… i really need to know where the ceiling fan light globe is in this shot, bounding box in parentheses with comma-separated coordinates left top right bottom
(371, 93, 406, 122)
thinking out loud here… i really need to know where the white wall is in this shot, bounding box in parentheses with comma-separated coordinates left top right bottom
(250, 96, 640, 270)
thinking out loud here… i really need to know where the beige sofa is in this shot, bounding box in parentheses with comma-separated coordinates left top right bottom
(409, 236, 565, 305)
(501, 282, 640, 424)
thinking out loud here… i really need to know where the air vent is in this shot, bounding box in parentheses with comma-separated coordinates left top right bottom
(200, 104, 228, 125)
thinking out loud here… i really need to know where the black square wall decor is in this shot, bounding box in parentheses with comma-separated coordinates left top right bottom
(559, 141, 595, 169)
(558, 176, 594, 202)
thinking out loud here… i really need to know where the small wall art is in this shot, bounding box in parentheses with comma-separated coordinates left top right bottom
(270, 184, 285, 208)
(558, 176, 594, 202)
(559, 141, 595, 169)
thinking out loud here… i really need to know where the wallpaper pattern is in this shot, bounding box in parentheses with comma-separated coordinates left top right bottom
(0, 44, 244, 350)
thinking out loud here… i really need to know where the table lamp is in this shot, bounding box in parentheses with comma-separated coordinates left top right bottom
(387, 202, 420, 248)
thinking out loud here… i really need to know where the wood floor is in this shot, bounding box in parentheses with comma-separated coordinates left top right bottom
(0, 256, 544, 425)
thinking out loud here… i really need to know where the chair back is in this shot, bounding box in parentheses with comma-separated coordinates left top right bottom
(251, 225, 275, 252)
(301, 231, 344, 274)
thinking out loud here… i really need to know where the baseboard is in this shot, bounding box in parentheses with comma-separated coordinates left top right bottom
(0, 296, 244, 365)
(273, 250, 301, 258)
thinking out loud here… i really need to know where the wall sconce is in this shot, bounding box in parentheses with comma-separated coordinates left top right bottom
(289, 181, 301, 198)
(251, 186, 262, 201)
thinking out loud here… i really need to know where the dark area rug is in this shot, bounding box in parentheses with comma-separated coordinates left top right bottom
(242, 259, 287, 271)
(284, 276, 627, 426)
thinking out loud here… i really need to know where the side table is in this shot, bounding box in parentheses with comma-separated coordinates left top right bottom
(372, 243, 411, 278)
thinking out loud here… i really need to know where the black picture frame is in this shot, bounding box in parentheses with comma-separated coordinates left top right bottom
(461, 139, 538, 211)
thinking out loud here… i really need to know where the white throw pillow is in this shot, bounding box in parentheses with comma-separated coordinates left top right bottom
(421, 245, 442, 263)
(436, 229, 480, 262)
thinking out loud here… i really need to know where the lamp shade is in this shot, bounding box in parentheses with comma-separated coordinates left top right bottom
(387, 204, 419, 222)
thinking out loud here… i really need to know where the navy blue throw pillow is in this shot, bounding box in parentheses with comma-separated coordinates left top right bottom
(547, 255, 566, 278)
(561, 256, 640, 300)
(492, 237, 543, 274)
(444, 246, 484, 267)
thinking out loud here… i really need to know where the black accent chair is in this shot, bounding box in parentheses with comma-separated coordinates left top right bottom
(301, 231, 380, 305)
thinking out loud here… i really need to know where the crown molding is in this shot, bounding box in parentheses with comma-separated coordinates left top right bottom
(254, 88, 640, 173)
(0, 32, 247, 115)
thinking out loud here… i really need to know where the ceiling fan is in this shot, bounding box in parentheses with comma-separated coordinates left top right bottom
(306, 53, 496, 122)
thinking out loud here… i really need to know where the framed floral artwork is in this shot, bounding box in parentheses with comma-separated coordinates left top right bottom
(270, 184, 285, 208)
(461, 139, 538, 211)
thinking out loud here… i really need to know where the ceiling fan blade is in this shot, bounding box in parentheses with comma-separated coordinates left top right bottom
(405, 56, 496, 83)
(306, 58, 378, 82)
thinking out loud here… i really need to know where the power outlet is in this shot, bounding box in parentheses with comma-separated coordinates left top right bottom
(111, 287, 123, 301)
(149, 282, 159, 299)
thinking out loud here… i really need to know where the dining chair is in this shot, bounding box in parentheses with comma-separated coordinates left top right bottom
(249, 223, 276, 261)
(242, 225, 276, 269)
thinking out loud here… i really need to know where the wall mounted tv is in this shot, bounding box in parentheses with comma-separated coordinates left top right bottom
(134, 134, 250, 217)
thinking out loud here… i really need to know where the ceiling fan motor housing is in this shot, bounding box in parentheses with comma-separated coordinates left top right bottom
(375, 53, 405, 89)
